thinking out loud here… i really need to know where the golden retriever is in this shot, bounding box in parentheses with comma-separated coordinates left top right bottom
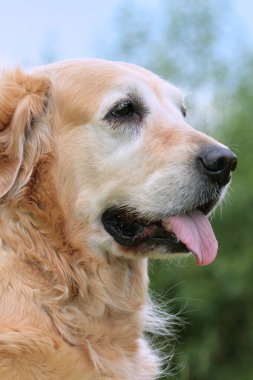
(0, 60, 237, 379)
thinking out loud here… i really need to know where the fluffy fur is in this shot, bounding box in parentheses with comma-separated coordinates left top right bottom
(0, 60, 227, 379)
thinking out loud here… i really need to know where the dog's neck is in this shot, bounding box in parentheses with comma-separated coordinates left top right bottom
(0, 154, 157, 375)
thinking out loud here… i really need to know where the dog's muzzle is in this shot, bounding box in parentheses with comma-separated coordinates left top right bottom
(101, 145, 237, 266)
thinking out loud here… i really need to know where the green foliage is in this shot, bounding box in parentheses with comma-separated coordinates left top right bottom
(108, 1, 253, 379)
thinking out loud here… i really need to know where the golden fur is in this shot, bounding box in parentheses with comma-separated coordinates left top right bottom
(0, 60, 226, 379)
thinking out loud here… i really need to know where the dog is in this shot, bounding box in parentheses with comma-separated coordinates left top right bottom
(0, 59, 236, 379)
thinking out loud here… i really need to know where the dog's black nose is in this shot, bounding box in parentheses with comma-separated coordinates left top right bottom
(198, 146, 237, 186)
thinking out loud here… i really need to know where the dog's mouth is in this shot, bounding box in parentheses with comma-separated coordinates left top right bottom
(102, 200, 218, 266)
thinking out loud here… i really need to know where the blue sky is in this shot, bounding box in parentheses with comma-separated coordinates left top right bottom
(0, 0, 252, 67)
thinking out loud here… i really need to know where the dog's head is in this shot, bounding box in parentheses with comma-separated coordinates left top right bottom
(0, 60, 237, 266)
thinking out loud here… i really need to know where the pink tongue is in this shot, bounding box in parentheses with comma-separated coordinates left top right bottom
(166, 211, 218, 266)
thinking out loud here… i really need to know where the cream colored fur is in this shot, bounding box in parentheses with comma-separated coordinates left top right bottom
(0, 60, 226, 379)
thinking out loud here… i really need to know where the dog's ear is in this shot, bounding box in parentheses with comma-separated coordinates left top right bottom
(0, 68, 51, 197)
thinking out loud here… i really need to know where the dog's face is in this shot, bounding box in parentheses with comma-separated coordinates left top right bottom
(0, 60, 237, 266)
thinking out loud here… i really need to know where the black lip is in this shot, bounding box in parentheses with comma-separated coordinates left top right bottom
(198, 198, 218, 215)
(102, 197, 219, 254)
(102, 207, 189, 253)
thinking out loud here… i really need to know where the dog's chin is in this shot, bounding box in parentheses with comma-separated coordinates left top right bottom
(101, 200, 219, 265)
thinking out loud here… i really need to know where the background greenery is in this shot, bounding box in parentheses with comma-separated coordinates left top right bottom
(101, 1, 253, 379)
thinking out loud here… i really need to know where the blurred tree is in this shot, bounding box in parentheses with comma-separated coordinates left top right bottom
(103, 1, 253, 379)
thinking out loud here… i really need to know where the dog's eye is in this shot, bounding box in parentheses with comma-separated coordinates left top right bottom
(104, 97, 148, 130)
(111, 101, 134, 118)
(181, 106, 187, 118)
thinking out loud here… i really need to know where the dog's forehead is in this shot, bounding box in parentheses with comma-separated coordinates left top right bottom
(116, 61, 182, 100)
(36, 59, 183, 125)
(116, 63, 183, 107)
(40, 59, 181, 98)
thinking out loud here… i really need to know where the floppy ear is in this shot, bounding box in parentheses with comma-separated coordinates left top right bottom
(0, 69, 51, 197)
